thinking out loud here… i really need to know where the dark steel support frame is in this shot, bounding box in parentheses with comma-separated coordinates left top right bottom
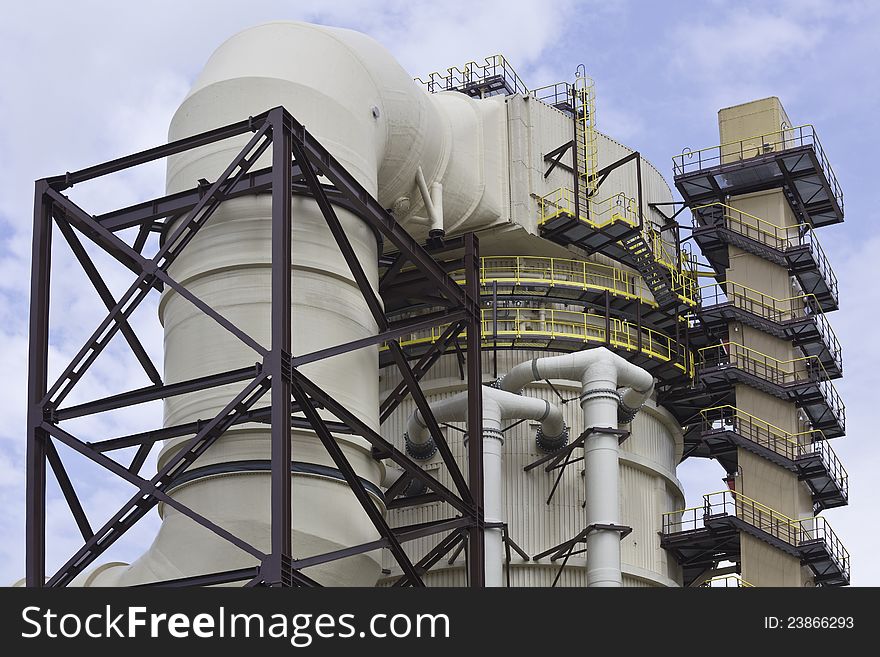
(25, 106, 485, 587)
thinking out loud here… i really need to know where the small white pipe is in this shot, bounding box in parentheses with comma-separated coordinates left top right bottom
(415, 166, 443, 234)
(498, 347, 654, 587)
(429, 181, 444, 234)
(404, 386, 567, 586)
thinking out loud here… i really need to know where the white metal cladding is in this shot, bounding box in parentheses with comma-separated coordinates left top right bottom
(379, 351, 685, 586)
(504, 95, 674, 235)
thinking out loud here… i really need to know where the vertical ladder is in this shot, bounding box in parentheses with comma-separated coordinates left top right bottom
(573, 75, 598, 219)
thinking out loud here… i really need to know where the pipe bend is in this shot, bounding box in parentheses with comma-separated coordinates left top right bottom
(403, 386, 567, 458)
(498, 347, 654, 424)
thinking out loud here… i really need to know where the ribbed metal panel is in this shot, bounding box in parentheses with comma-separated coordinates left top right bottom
(380, 349, 684, 586)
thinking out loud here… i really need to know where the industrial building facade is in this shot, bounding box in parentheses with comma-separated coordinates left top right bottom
(23, 22, 848, 588)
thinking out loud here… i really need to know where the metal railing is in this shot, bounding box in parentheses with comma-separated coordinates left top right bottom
(692, 202, 838, 301)
(467, 255, 658, 305)
(538, 188, 638, 228)
(700, 575, 754, 588)
(647, 228, 701, 306)
(415, 54, 529, 96)
(672, 124, 843, 212)
(444, 254, 697, 310)
(699, 281, 841, 369)
(530, 81, 574, 111)
(697, 341, 845, 425)
(700, 405, 848, 497)
(662, 490, 850, 579)
(537, 191, 699, 305)
(392, 306, 694, 376)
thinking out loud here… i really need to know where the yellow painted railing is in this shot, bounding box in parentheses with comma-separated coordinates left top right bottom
(461, 256, 656, 305)
(415, 54, 528, 96)
(698, 341, 845, 426)
(393, 307, 694, 376)
(647, 227, 700, 306)
(537, 190, 699, 306)
(538, 188, 638, 229)
(700, 575, 754, 588)
(662, 490, 849, 580)
(700, 281, 841, 368)
(672, 124, 843, 211)
(699, 341, 833, 386)
(700, 405, 847, 496)
(692, 202, 838, 298)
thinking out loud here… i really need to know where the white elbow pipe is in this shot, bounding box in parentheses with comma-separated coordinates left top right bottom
(498, 347, 654, 424)
(405, 386, 567, 459)
(497, 347, 654, 587)
(403, 386, 567, 586)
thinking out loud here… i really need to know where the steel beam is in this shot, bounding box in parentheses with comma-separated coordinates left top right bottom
(292, 381, 424, 587)
(267, 109, 293, 586)
(26, 181, 52, 587)
(54, 365, 260, 421)
(54, 217, 161, 384)
(44, 374, 270, 587)
(464, 233, 485, 587)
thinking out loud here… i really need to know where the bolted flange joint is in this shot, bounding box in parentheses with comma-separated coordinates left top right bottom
(536, 424, 570, 453)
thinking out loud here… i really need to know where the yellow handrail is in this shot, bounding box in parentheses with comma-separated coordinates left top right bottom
(700, 405, 848, 494)
(390, 306, 694, 376)
(698, 340, 837, 384)
(663, 490, 850, 579)
(700, 281, 841, 361)
(691, 202, 838, 295)
(472, 255, 655, 305)
(538, 188, 638, 228)
(693, 202, 816, 245)
(701, 404, 825, 445)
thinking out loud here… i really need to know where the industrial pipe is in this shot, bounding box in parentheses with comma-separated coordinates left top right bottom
(415, 166, 444, 236)
(498, 347, 654, 587)
(404, 386, 568, 586)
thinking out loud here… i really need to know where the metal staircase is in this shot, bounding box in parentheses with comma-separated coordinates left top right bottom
(619, 233, 679, 310)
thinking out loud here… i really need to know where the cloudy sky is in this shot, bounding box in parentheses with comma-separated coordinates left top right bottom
(1, 0, 877, 585)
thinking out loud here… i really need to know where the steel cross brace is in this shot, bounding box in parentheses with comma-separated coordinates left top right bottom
(26, 106, 485, 588)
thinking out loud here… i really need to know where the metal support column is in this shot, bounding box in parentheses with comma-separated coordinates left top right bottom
(267, 109, 293, 585)
(464, 233, 485, 587)
(26, 181, 52, 587)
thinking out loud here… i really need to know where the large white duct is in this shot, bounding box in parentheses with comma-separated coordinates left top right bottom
(404, 386, 567, 586)
(499, 347, 655, 587)
(74, 21, 503, 587)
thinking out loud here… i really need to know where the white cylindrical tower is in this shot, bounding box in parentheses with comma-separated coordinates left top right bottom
(79, 21, 450, 587)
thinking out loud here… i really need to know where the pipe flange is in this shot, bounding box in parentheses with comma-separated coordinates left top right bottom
(617, 401, 643, 424)
(483, 427, 504, 444)
(579, 387, 621, 403)
(489, 377, 505, 390)
(464, 427, 504, 447)
(404, 432, 437, 461)
(536, 424, 570, 453)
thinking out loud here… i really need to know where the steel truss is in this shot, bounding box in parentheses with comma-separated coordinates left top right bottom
(26, 106, 485, 587)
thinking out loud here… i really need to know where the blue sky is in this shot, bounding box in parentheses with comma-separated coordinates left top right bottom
(0, 0, 877, 584)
